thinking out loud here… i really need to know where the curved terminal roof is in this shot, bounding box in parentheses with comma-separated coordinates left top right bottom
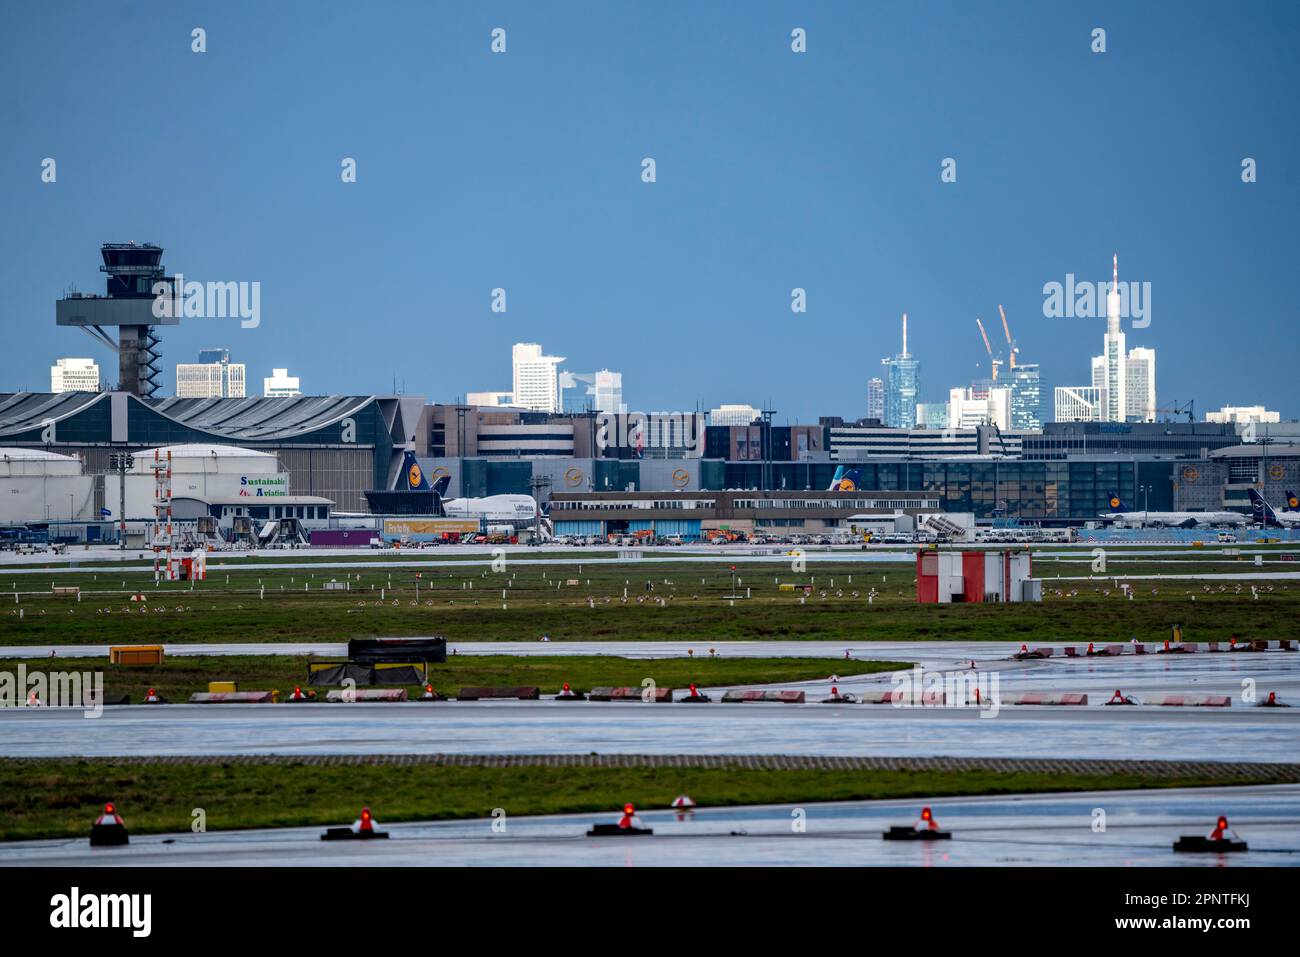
(0, 391, 106, 434)
(0, 392, 379, 443)
(147, 395, 376, 440)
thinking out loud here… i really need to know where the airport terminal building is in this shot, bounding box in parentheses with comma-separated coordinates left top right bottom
(0, 391, 422, 515)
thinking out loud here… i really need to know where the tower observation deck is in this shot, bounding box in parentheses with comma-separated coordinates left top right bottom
(55, 242, 179, 397)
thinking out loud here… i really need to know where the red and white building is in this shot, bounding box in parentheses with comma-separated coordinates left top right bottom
(916, 548, 1038, 603)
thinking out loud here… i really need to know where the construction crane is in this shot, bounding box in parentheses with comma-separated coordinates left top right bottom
(975, 318, 1001, 382)
(1153, 400, 1196, 423)
(998, 304, 1018, 371)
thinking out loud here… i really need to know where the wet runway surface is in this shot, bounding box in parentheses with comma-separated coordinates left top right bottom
(4, 646, 1297, 761)
(4, 695, 1297, 762)
(4, 785, 1296, 867)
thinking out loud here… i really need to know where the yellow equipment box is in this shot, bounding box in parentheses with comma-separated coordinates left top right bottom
(109, 645, 165, 666)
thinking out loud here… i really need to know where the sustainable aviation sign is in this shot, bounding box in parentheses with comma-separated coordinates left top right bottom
(239, 475, 288, 497)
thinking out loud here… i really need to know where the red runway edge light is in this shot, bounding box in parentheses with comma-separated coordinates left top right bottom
(90, 802, 129, 847)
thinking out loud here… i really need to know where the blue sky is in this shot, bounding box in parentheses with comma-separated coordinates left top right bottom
(2, 1, 1297, 421)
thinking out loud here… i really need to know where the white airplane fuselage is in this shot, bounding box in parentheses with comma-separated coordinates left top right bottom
(441, 495, 537, 525)
(1109, 511, 1246, 528)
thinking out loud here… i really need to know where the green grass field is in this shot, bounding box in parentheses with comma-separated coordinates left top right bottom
(3, 759, 1287, 841)
(0, 556, 1293, 647)
(3, 654, 894, 701)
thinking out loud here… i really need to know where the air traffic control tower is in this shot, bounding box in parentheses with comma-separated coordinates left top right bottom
(55, 242, 179, 397)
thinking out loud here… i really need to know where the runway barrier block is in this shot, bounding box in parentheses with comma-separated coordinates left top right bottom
(324, 688, 408, 703)
(188, 691, 276, 704)
(857, 690, 947, 705)
(1000, 692, 1089, 706)
(587, 686, 674, 703)
(457, 686, 541, 701)
(1145, 694, 1232, 707)
(720, 690, 806, 703)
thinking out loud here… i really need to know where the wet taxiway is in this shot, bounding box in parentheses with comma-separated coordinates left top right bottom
(3, 785, 1295, 867)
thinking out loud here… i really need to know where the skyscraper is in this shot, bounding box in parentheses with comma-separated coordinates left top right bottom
(176, 349, 245, 398)
(881, 314, 920, 429)
(1007, 362, 1043, 430)
(263, 368, 302, 397)
(1092, 254, 1127, 422)
(1125, 347, 1156, 423)
(866, 377, 884, 421)
(592, 370, 623, 413)
(511, 343, 565, 413)
(708, 404, 761, 425)
(50, 357, 100, 393)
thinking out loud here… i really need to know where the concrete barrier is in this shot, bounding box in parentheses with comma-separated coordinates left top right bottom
(188, 691, 276, 704)
(1145, 694, 1232, 707)
(324, 689, 408, 703)
(858, 689, 946, 705)
(587, 686, 674, 703)
(457, 686, 540, 701)
(999, 692, 1089, 706)
(720, 690, 806, 704)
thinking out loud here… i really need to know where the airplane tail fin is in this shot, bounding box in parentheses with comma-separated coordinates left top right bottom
(432, 474, 451, 497)
(398, 450, 431, 491)
(1247, 488, 1278, 525)
(1287, 490, 1300, 510)
(1106, 491, 1127, 512)
(828, 466, 861, 491)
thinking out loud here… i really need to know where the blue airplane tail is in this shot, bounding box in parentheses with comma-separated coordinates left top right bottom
(1248, 488, 1278, 525)
(398, 450, 431, 491)
(1287, 490, 1300, 510)
(1106, 491, 1127, 512)
(828, 466, 861, 491)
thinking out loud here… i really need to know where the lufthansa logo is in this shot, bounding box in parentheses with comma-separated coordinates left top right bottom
(1270, 465, 1285, 481)
(672, 469, 689, 488)
(564, 467, 583, 487)
(1182, 467, 1199, 483)
(408, 464, 423, 488)
(431, 466, 450, 480)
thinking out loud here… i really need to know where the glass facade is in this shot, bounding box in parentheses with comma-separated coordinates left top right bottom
(882, 355, 920, 428)
(1008, 363, 1043, 430)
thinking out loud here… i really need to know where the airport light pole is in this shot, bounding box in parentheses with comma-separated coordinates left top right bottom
(1141, 484, 1151, 525)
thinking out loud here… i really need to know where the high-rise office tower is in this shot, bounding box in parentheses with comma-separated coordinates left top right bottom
(866, 377, 885, 421)
(1125, 347, 1156, 423)
(263, 368, 302, 397)
(511, 343, 565, 413)
(50, 357, 100, 393)
(176, 349, 245, 398)
(592, 370, 624, 413)
(1091, 254, 1127, 422)
(881, 314, 920, 429)
(1007, 362, 1043, 430)
(708, 404, 762, 426)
